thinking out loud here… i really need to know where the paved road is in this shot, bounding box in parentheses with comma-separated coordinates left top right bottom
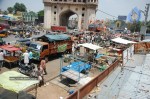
(0, 31, 62, 82)
(3, 31, 46, 44)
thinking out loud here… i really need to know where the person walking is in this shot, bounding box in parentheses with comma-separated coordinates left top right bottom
(23, 50, 29, 66)
(0, 50, 4, 71)
(40, 58, 47, 75)
(37, 65, 44, 87)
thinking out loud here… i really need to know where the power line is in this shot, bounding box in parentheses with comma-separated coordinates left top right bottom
(96, 9, 118, 19)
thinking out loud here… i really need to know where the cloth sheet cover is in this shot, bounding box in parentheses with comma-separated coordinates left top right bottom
(62, 61, 91, 72)
(0, 71, 39, 93)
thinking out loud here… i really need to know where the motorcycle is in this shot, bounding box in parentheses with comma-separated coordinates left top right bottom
(18, 60, 38, 77)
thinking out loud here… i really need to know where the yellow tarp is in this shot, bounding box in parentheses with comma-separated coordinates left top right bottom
(0, 71, 39, 93)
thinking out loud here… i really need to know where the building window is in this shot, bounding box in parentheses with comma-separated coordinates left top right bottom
(59, 0, 62, 1)
(75, 8, 78, 11)
(83, 0, 86, 2)
(82, 8, 85, 10)
(82, 13, 84, 16)
(78, 0, 81, 2)
(54, 18, 56, 20)
(73, 0, 76, 2)
(64, 0, 67, 1)
(54, 6, 57, 8)
(54, 12, 56, 14)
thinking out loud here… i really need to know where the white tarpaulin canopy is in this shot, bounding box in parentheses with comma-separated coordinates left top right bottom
(78, 43, 102, 50)
(111, 37, 136, 44)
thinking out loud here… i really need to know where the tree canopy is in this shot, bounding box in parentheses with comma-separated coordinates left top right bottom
(37, 10, 44, 23)
(38, 10, 44, 17)
(7, 7, 14, 13)
(13, 2, 27, 13)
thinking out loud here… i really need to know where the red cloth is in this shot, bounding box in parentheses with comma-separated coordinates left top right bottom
(0, 45, 20, 52)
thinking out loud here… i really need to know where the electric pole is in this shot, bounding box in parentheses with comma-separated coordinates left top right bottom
(144, 3, 150, 25)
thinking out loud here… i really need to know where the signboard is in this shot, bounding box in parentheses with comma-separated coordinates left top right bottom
(127, 7, 141, 22)
(118, 16, 127, 21)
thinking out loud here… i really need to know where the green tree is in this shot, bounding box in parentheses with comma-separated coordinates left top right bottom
(37, 10, 44, 23)
(7, 7, 14, 13)
(3, 11, 8, 15)
(13, 2, 27, 13)
(127, 21, 143, 33)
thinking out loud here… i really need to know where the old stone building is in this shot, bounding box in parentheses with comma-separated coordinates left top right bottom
(43, 0, 98, 30)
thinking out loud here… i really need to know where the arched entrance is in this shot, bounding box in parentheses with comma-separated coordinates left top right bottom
(59, 10, 78, 28)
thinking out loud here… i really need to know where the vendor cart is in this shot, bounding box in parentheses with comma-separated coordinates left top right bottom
(0, 45, 21, 68)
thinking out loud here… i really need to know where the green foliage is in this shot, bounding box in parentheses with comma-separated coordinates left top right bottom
(13, 2, 27, 13)
(38, 10, 44, 16)
(3, 11, 8, 15)
(7, 7, 14, 13)
(37, 10, 44, 23)
(126, 21, 143, 32)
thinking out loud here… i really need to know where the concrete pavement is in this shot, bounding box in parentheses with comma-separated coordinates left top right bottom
(93, 54, 150, 99)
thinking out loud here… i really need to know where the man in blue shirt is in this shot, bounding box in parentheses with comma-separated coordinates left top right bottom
(29, 50, 33, 65)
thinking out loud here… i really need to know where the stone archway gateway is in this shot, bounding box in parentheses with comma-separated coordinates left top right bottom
(59, 10, 77, 26)
(43, 0, 98, 30)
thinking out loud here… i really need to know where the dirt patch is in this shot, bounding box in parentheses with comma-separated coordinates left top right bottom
(29, 82, 68, 99)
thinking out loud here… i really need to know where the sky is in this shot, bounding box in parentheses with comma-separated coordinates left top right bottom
(0, 0, 150, 21)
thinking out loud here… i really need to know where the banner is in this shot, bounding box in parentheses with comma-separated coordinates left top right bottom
(57, 44, 67, 52)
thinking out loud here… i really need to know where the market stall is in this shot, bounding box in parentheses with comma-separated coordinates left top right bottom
(108, 37, 136, 56)
(0, 45, 21, 68)
(77, 43, 103, 61)
(0, 71, 39, 99)
(111, 37, 136, 65)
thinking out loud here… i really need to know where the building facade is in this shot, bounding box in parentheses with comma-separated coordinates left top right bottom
(43, 0, 98, 30)
(22, 11, 38, 24)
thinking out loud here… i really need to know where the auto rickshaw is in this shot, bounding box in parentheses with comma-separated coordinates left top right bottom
(0, 30, 8, 37)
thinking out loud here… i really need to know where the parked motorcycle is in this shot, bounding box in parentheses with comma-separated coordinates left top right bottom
(18, 61, 38, 77)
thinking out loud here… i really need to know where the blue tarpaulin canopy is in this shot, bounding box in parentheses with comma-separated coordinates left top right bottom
(38, 34, 71, 42)
(61, 61, 91, 72)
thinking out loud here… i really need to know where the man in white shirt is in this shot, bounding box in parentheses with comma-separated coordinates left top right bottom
(23, 50, 29, 66)
(0, 50, 4, 71)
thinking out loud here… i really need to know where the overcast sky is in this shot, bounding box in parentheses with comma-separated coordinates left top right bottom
(0, 0, 150, 21)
